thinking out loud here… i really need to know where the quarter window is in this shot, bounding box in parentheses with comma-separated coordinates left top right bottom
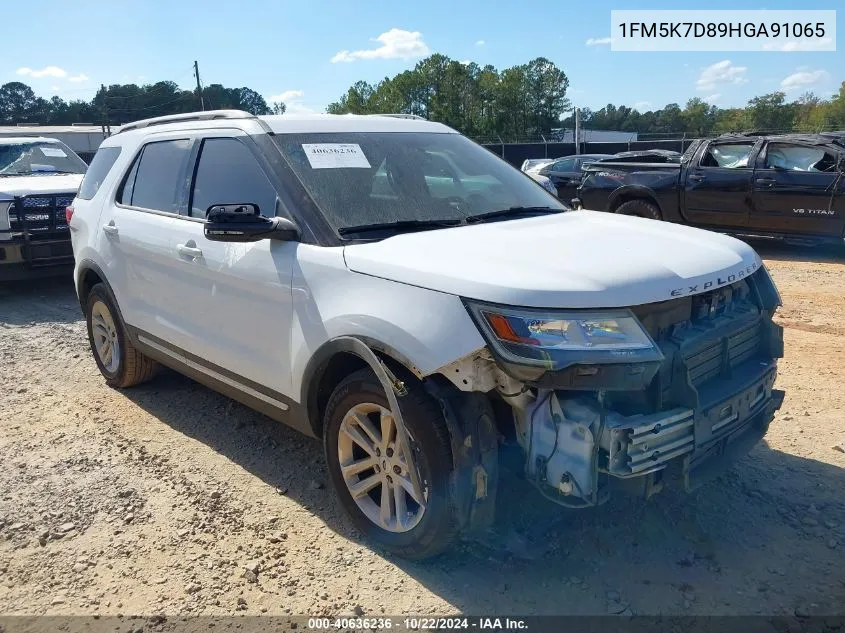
(118, 139, 192, 213)
(77, 147, 121, 200)
(190, 138, 279, 219)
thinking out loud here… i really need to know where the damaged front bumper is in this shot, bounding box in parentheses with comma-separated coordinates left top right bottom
(525, 362, 784, 506)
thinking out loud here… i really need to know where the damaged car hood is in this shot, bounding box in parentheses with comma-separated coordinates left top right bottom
(0, 174, 84, 199)
(343, 211, 763, 308)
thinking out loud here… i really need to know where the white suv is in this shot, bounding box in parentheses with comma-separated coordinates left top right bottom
(70, 110, 784, 559)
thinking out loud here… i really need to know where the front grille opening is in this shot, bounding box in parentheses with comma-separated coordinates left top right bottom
(9, 194, 75, 239)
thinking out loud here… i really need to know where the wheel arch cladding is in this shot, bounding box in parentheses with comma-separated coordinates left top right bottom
(76, 260, 107, 309)
(611, 187, 661, 213)
(303, 337, 425, 439)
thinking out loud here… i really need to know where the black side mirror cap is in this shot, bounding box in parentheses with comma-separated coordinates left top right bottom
(204, 204, 300, 243)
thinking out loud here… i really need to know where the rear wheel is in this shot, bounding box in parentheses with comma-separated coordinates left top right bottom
(616, 199, 662, 221)
(85, 283, 158, 388)
(324, 368, 457, 559)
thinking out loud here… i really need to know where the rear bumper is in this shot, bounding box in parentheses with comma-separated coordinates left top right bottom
(0, 239, 74, 281)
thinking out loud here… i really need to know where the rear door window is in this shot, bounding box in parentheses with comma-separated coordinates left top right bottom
(763, 143, 837, 172)
(77, 147, 121, 200)
(552, 157, 577, 172)
(120, 139, 193, 213)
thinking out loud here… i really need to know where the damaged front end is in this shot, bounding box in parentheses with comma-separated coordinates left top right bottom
(443, 266, 784, 509)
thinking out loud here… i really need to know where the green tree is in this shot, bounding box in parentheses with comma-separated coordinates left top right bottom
(746, 92, 795, 132)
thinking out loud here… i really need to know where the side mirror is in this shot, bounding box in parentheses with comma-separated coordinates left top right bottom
(203, 204, 300, 243)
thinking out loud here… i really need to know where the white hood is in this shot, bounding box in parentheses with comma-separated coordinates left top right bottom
(0, 174, 83, 199)
(343, 210, 762, 309)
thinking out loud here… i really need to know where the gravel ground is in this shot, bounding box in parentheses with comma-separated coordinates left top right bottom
(0, 242, 844, 619)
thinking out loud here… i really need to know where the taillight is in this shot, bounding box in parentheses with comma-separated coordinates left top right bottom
(65, 206, 74, 224)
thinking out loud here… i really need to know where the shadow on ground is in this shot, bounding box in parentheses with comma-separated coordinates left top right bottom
(120, 369, 845, 616)
(0, 277, 80, 326)
(748, 240, 844, 265)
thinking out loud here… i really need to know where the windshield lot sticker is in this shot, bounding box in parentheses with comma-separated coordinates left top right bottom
(302, 143, 371, 169)
(40, 147, 67, 158)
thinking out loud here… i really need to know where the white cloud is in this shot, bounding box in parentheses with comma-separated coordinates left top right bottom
(460, 60, 472, 65)
(267, 89, 304, 103)
(51, 85, 59, 92)
(331, 28, 429, 63)
(585, 36, 613, 46)
(763, 37, 834, 52)
(633, 101, 652, 110)
(16, 65, 67, 79)
(68, 73, 89, 83)
(702, 93, 721, 104)
(265, 90, 315, 115)
(696, 60, 748, 91)
(780, 69, 830, 92)
(475, 40, 485, 46)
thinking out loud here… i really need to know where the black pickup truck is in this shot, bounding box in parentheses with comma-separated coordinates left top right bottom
(574, 133, 845, 246)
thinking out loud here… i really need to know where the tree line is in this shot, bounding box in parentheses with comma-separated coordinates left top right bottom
(565, 88, 845, 139)
(326, 54, 570, 141)
(327, 54, 845, 140)
(0, 81, 284, 127)
(2, 54, 844, 141)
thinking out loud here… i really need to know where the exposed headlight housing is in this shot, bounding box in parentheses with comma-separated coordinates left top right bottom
(465, 301, 664, 370)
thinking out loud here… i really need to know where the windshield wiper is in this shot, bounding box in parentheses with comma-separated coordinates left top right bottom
(338, 218, 463, 236)
(464, 206, 563, 224)
(0, 170, 78, 177)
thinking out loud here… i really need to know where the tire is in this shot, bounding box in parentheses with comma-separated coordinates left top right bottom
(85, 283, 158, 389)
(324, 368, 457, 559)
(616, 199, 662, 221)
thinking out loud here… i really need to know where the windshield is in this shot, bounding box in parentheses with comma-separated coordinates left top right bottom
(0, 142, 88, 177)
(273, 132, 565, 234)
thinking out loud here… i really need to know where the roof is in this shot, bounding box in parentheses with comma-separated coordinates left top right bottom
(716, 131, 845, 148)
(259, 113, 456, 134)
(105, 110, 456, 142)
(0, 136, 63, 144)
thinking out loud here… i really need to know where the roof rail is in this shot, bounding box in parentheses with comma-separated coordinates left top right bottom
(116, 110, 254, 135)
(368, 113, 426, 121)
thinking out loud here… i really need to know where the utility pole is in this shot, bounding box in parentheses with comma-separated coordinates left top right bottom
(574, 107, 581, 155)
(194, 61, 205, 111)
(100, 84, 111, 136)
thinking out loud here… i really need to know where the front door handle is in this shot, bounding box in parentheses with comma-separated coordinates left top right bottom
(177, 243, 203, 259)
(102, 222, 119, 236)
(755, 177, 776, 186)
(688, 173, 706, 182)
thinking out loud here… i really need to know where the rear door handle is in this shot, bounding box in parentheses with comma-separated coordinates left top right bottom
(102, 222, 119, 236)
(755, 177, 776, 186)
(177, 243, 203, 259)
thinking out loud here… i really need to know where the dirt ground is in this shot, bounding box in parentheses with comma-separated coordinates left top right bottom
(1, 242, 844, 619)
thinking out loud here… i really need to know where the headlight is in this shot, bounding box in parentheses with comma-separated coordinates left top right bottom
(465, 301, 664, 370)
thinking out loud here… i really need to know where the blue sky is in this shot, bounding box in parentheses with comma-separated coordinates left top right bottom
(3, 0, 842, 115)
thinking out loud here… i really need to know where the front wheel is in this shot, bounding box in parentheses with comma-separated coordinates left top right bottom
(324, 368, 457, 559)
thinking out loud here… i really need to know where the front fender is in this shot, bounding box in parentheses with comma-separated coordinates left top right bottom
(289, 245, 486, 409)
